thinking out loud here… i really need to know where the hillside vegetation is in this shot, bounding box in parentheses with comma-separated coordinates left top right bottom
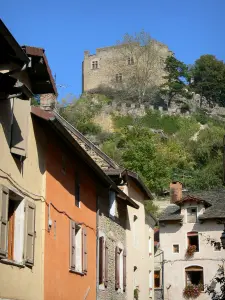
(60, 95, 225, 195)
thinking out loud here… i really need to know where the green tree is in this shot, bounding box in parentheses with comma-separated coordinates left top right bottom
(161, 54, 192, 107)
(191, 55, 225, 107)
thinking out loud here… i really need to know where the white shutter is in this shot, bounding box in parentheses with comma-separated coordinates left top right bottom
(24, 200, 36, 266)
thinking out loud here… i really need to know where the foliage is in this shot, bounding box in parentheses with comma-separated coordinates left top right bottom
(134, 286, 140, 300)
(59, 95, 108, 135)
(107, 31, 163, 103)
(191, 55, 225, 107)
(145, 200, 159, 217)
(206, 265, 225, 300)
(161, 54, 192, 107)
(183, 284, 203, 299)
(31, 95, 40, 106)
(185, 245, 197, 258)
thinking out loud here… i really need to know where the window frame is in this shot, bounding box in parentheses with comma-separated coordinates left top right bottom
(115, 73, 122, 83)
(154, 270, 161, 289)
(91, 60, 99, 70)
(214, 242, 221, 252)
(172, 244, 180, 254)
(185, 266, 204, 290)
(186, 206, 198, 223)
(109, 190, 116, 218)
(187, 231, 200, 253)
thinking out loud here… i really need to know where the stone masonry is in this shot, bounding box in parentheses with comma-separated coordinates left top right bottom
(98, 188, 127, 300)
(82, 41, 171, 93)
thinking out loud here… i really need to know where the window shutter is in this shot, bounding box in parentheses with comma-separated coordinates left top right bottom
(70, 220, 76, 271)
(115, 246, 120, 290)
(104, 240, 109, 288)
(99, 236, 104, 284)
(0, 186, 9, 258)
(123, 249, 127, 292)
(82, 227, 87, 274)
(24, 200, 36, 266)
(11, 98, 30, 157)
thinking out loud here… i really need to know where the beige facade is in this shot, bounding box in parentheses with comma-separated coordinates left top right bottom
(123, 179, 156, 300)
(82, 41, 171, 93)
(0, 98, 46, 300)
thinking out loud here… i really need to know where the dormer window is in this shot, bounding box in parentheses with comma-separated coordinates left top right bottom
(187, 207, 197, 223)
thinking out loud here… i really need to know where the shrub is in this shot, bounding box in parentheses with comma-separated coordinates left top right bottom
(186, 245, 197, 258)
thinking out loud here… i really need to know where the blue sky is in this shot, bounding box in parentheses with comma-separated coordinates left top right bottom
(2, 0, 225, 101)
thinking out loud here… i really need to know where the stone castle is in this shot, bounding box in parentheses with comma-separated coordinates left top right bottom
(82, 40, 172, 93)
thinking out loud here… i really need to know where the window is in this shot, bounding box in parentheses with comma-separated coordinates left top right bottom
(115, 246, 126, 292)
(187, 232, 199, 252)
(154, 270, 161, 288)
(173, 244, 179, 253)
(214, 242, 221, 251)
(149, 237, 152, 255)
(116, 73, 122, 83)
(0, 185, 36, 266)
(75, 172, 80, 208)
(149, 271, 153, 297)
(92, 61, 99, 69)
(70, 221, 87, 274)
(187, 207, 197, 223)
(128, 57, 134, 65)
(109, 190, 116, 217)
(99, 236, 109, 288)
(185, 266, 204, 290)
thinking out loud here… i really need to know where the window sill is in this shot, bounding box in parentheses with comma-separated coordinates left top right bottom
(0, 258, 25, 268)
(69, 269, 84, 276)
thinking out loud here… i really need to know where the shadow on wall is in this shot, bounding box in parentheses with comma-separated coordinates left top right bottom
(160, 223, 181, 234)
(0, 100, 22, 147)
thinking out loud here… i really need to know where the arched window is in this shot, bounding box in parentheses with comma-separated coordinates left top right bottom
(185, 266, 204, 290)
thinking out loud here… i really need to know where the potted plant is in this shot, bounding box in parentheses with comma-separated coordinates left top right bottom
(134, 286, 140, 300)
(186, 245, 197, 258)
(183, 284, 203, 299)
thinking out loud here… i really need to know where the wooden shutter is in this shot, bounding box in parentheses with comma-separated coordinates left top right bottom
(24, 200, 36, 266)
(0, 186, 9, 258)
(99, 236, 104, 284)
(115, 246, 120, 290)
(82, 227, 88, 274)
(11, 98, 30, 157)
(104, 240, 109, 288)
(70, 220, 76, 271)
(123, 249, 127, 292)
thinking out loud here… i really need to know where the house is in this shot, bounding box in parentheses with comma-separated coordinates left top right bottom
(58, 118, 157, 300)
(105, 169, 157, 300)
(31, 107, 138, 300)
(55, 113, 140, 299)
(158, 182, 225, 300)
(0, 19, 56, 300)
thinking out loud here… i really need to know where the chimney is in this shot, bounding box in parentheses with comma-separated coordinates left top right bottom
(40, 93, 56, 111)
(170, 181, 182, 204)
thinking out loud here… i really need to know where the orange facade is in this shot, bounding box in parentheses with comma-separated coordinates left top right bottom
(44, 132, 97, 300)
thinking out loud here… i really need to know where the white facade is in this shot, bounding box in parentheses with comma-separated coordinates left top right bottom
(123, 179, 156, 300)
(160, 200, 224, 300)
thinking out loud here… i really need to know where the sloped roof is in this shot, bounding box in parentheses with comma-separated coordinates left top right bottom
(159, 189, 225, 222)
(31, 107, 139, 209)
(54, 112, 153, 199)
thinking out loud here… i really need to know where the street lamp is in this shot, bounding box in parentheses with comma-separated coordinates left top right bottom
(220, 228, 225, 249)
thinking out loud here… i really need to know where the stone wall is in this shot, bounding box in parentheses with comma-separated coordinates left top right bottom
(98, 189, 128, 300)
(82, 41, 171, 93)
